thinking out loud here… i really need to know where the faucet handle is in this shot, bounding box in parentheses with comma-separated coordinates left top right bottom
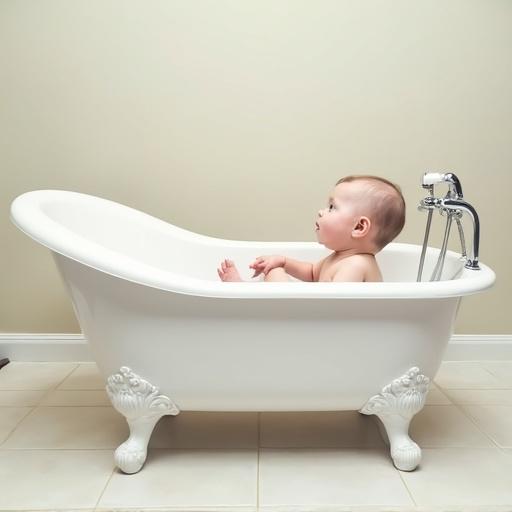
(419, 196, 441, 210)
(422, 172, 464, 199)
(422, 172, 446, 187)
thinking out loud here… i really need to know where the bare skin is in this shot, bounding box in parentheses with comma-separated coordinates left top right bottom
(217, 255, 382, 283)
(217, 179, 401, 284)
(217, 259, 288, 282)
(217, 259, 243, 282)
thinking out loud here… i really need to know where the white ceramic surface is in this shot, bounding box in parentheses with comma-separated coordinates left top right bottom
(9, 189, 496, 407)
(10, 189, 496, 472)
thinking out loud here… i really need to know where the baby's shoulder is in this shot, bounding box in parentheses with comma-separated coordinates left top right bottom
(334, 253, 374, 270)
(331, 253, 382, 282)
(345, 253, 375, 264)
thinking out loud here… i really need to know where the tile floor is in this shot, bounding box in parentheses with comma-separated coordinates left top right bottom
(1, 361, 512, 511)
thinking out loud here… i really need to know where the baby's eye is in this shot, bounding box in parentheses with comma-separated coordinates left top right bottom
(328, 203, 335, 211)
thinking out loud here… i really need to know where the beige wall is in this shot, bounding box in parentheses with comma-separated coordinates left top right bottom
(1, 0, 511, 333)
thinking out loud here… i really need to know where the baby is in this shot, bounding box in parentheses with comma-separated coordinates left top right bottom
(217, 175, 406, 283)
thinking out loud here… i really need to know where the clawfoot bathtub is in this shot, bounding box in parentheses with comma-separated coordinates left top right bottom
(10, 190, 495, 473)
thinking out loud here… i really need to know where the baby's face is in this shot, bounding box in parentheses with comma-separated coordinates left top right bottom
(315, 182, 372, 250)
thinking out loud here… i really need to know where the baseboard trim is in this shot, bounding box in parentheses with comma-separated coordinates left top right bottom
(443, 334, 512, 361)
(0, 333, 91, 362)
(0, 333, 511, 362)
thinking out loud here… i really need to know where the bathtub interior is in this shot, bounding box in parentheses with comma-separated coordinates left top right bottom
(17, 190, 465, 283)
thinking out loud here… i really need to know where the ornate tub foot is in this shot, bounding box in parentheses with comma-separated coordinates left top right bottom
(360, 367, 430, 471)
(106, 366, 180, 474)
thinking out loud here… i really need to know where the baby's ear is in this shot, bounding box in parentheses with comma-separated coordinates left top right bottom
(352, 216, 371, 237)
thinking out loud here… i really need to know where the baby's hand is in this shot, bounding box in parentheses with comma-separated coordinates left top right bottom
(249, 255, 286, 278)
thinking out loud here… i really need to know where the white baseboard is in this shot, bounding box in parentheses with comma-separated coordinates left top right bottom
(1, 333, 511, 362)
(0, 334, 91, 362)
(443, 334, 512, 361)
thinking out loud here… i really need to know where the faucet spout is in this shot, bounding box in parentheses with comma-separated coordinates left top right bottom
(418, 172, 481, 279)
(441, 198, 480, 270)
(422, 172, 463, 199)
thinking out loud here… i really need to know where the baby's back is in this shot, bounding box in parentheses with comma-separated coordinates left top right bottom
(314, 253, 382, 282)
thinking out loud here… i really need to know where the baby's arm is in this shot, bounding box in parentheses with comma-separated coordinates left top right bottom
(250, 255, 314, 281)
(283, 257, 314, 282)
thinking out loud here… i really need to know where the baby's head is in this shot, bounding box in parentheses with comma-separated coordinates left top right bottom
(315, 175, 406, 254)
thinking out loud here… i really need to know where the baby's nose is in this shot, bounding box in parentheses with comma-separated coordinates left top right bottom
(318, 210, 323, 217)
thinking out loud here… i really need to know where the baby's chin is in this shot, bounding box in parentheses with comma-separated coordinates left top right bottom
(314, 232, 323, 244)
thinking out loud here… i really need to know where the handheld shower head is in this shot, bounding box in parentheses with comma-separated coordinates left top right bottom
(421, 172, 463, 199)
(422, 172, 445, 187)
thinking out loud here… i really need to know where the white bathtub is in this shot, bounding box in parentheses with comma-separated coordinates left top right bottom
(10, 189, 495, 474)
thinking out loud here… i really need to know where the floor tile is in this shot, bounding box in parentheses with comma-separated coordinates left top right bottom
(41, 389, 111, 406)
(434, 362, 505, 389)
(259, 448, 412, 507)
(425, 384, 452, 405)
(400, 447, 512, 506)
(2, 359, 512, 510)
(0, 407, 32, 444)
(98, 449, 257, 508)
(462, 405, 512, 447)
(0, 390, 47, 406)
(444, 389, 512, 405)
(0, 362, 77, 390)
(409, 405, 494, 447)
(0, 449, 113, 509)
(260, 411, 384, 448)
(2, 406, 127, 449)
(57, 363, 105, 390)
(481, 361, 512, 387)
(150, 412, 258, 449)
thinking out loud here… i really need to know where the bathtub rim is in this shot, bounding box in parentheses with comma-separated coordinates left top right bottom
(10, 189, 496, 300)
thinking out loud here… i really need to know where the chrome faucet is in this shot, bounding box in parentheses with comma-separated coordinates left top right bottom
(417, 172, 480, 282)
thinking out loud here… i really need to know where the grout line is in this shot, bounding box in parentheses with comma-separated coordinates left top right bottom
(0, 446, 260, 452)
(0, 362, 82, 424)
(28, 363, 82, 417)
(478, 360, 510, 381)
(448, 398, 505, 451)
(0, 508, 258, 512)
(0, 447, 124, 452)
(0, 406, 35, 447)
(436, 361, 512, 390)
(257, 412, 261, 509)
(430, 383, 453, 404)
(397, 469, 417, 508)
(433, 384, 512, 391)
(422, 401, 512, 452)
(39, 361, 86, 402)
(0, 387, 111, 408)
(15, 404, 112, 407)
(436, 366, 512, 448)
(4, 508, 94, 512)
(52, 361, 84, 389)
(35, 386, 62, 404)
(94, 508, 257, 512)
(479, 362, 512, 390)
(93, 465, 116, 511)
(0, 362, 82, 391)
(1, 444, 509, 453)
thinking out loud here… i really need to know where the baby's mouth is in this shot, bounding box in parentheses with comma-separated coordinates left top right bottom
(315, 222, 320, 230)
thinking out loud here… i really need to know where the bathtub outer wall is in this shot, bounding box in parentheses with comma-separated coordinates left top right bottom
(54, 253, 459, 412)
